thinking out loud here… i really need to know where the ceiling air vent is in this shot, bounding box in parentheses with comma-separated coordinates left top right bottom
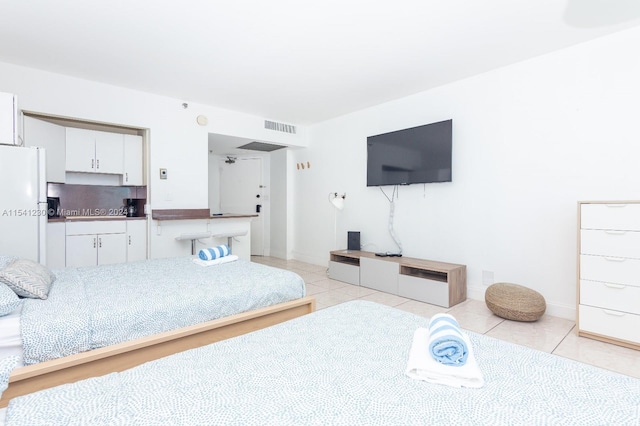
(237, 141, 286, 152)
(265, 120, 296, 134)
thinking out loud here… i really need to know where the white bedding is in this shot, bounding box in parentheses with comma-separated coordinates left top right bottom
(0, 306, 22, 367)
(5, 301, 640, 425)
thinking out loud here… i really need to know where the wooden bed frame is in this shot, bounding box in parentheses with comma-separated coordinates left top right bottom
(0, 296, 315, 407)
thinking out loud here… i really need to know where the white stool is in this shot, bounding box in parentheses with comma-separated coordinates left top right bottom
(175, 232, 213, 255)
(211, 230, 248, 254)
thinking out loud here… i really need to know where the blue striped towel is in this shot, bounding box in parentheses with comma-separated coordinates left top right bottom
(428, 313, 468, 367)
(198, 245, 230, 261)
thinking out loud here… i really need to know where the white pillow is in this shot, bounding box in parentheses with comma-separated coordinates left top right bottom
(0, 282, 21, 316)
(0, 258, 55, 300)
(0, 255, 17, 270)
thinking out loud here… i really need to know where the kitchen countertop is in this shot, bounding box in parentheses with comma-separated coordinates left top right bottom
(151, 208, 257, 221)
(48, 216, 146, 222)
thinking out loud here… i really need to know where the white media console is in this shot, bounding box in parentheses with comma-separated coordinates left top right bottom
(328, 250, 467, 308)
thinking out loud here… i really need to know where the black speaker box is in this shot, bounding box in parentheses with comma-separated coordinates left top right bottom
(347, 231, 360, 251)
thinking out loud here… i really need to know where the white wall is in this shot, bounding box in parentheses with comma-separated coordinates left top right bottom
(292, 26, 640, 320)
(0, 61, 308, 258)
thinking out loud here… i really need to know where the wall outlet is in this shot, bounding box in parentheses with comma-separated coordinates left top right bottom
(482, 270, 495, 287)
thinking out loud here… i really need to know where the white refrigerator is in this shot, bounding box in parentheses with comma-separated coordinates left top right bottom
(0, 145, 47, 264)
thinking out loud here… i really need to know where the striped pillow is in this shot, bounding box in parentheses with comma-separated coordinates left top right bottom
(0, 282, 21, 316)
(0, 258, 55, 300)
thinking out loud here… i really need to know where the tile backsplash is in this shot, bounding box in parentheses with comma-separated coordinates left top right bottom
(47, 183, 146, 217)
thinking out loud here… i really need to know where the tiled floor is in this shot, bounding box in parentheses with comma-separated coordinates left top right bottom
(253, 255, 640, 379)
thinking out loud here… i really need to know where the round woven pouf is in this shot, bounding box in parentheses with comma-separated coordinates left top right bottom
(485, 283, 546, 322)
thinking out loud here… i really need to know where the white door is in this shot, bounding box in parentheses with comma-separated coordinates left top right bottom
(219, 157, 264, 256)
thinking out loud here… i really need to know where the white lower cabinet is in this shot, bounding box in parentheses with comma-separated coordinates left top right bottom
(360, 257, 399, 294)
(126, 220, 147, 262)
(578, 201, 640, 350)
(65, 220, 127, 267)
(327, 260, 359, 285)
(329, 250, 467, 308)
(46, 222, 66, 270)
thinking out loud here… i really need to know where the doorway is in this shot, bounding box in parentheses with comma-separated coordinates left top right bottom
(218, 157, 264, 256)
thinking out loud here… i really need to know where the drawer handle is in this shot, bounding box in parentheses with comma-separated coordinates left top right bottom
(605, 204, 627, 207)
(603, 283, 626, 290)
(604, 256, 626, 262)
(604, 230, 626, 235)
(602, 309, 625, 317)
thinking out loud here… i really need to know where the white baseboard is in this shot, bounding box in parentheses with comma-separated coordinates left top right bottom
(291, 250, 328, 267)
(467, 284, 576, 321)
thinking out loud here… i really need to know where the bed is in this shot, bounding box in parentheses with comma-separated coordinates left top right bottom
(2, 300, 639, 425)
(0, 255, 315, 407)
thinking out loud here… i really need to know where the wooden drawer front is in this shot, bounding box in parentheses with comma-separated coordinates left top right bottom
(581, 203, 640, 231)
(360, 257, 398, 293)
(66, 220, 127, 235)
(328, 261, 360, 286)
(580, 280, 640, 315)
(580, 255, 640, 287)
(581, 229, 640, 259)
(579, 304, 640, 344)
(398, 275, 449, 307)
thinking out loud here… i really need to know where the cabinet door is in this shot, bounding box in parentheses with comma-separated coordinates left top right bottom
(126, 220, 147, 262)
(360, 257, 399, 293)
(98, 233, 127, 265)
(94, 131, 124, 174)
(122, 135, 143, 185)
(66, 128, 96, 173)
(46, 222, 66, 269)
(24, 117, 66, 183)
(66, 234, 98, 267)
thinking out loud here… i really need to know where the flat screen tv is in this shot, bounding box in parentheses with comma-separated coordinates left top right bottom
(366, 119, 452, 187)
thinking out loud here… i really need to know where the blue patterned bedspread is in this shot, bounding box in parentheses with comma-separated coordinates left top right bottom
(7, 301, 640, 425)
(20, 257, 305, 365)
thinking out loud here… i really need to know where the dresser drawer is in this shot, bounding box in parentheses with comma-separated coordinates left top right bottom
(580, 203, 640, 231)
(579, 304, 640, 344)
(580, 254, 640, 287)
(581, 229, 640, 259)
(580, 280, 640, 315)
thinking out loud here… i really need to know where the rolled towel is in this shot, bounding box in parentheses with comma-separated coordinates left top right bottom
(198, 245, 230, 261)
(192, 255, 238, 267)
(428, 313, 468, 366)
(406, 328, 484, 388)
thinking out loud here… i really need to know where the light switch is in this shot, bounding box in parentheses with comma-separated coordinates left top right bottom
(160, 168, 168, 179)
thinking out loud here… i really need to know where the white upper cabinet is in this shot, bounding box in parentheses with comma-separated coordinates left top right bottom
(23, 116, 67, 183)
(122, 134, 144, 185)
(94, 130, 124, 174)
(66, 128, 124, 174)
